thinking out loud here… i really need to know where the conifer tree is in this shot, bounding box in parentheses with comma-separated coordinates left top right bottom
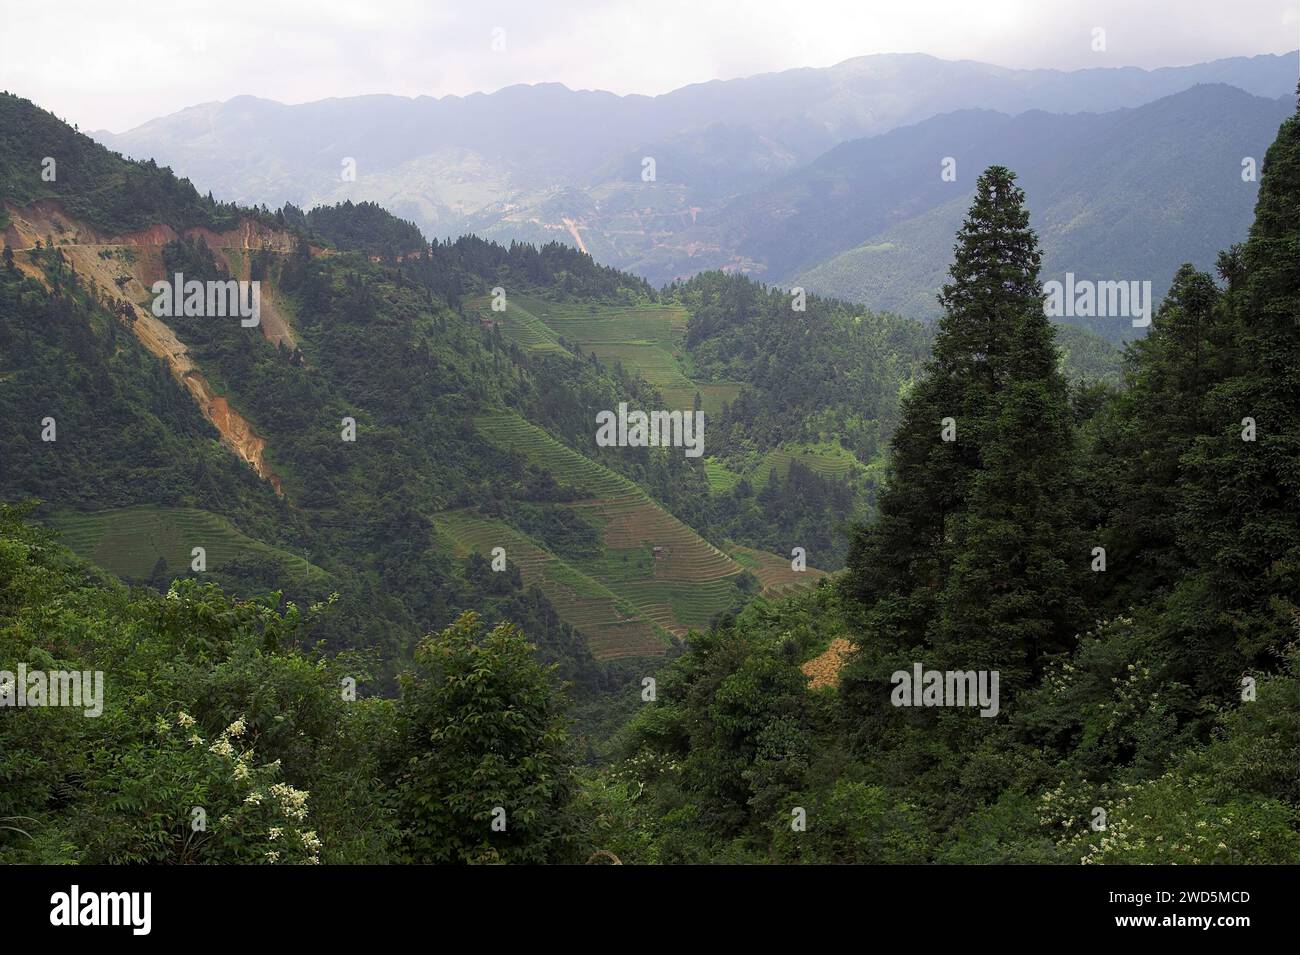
(845, 167, 1059, 661)
(932, 282, 1084, 688)
(1083, 264, 1228, 609)
(844, 164, 1088, 722)
(1174, 99, 1300, 684)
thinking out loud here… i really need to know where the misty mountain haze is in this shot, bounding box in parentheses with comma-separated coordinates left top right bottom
(93, 50, 1297, 332)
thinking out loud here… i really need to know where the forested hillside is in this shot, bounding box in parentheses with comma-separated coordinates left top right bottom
(599, 95, 1300, 863)
(2, 88, 1293, 865)
(791, 86, 1291, 338)
(0, 92, 918, 723)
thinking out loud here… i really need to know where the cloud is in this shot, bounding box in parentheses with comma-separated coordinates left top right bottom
(1, 0, 1295, 132)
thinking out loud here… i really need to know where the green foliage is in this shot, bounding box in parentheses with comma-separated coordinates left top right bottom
(1173, 105, 1300, 687)
(0, 93, 251, 234)
(0, 507, 605, 864)
(290, 200, 425, 259)
(1081, 264, 1233, 611)
(2, 91, 1298, 868)
(1049, 656, 1300, 865)
(770, 780, 930, 863)
(608, 587, 847, 860)
(0, 259, 280, 519)
(0, 504, 396, 863)
(845, 166, 1084, 700)
(713, 459, 856, 569)
(385, 612, 582, 863)
(602, 119, 1299, 863)
(671, 272, 930, 467)
(497, 501, 604, 561)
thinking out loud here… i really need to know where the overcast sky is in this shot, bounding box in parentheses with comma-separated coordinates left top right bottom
(2, 0, 1296, 133)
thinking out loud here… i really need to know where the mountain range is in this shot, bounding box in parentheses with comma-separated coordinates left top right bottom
(94, 51, 1298, 337)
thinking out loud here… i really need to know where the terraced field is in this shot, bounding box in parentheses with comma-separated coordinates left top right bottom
(470, 410, 745, 645)
(465, 294, 571, 356)
(510, 295, 689, 344)
(583, 341, 702, 409)
(48, 506, 329, 584)
(475, 411, 634, 498)
(704, 459, 743, 494)
(434, 510, 671, 660)
(746, 444, 861, 488)
(508, 294, 741, 415)
(573, 492, 745, 633)
(731, 544, 830, 597)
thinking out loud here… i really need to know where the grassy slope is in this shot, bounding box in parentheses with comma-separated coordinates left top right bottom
(434, 509, 672, 660)
(730, 544, 829, 596)
(464, 294, 571, 356)
(470, 410, 747, 644)
(507, 293, 741, 415)
(48, 506, 330, 583)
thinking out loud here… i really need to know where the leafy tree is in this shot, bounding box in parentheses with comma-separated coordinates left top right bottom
(385, 612, 581, 863)
(0, 506, 395, 864)
(770, 780, 930, 863)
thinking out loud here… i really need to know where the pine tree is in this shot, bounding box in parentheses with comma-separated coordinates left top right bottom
(931, 288, 1085, 689)
(1173, 99, 1300, 686)
(1083, 264, 1230, 610)
(845, 167, 1052, 653)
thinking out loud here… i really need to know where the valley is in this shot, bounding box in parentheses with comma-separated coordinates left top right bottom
(0, 99, 841, 669)
(2, 12, 1294, 873)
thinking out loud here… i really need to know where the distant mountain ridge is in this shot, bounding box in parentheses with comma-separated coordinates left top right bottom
(92, 52, 1297, 311)
(653, 83, 1292, 338)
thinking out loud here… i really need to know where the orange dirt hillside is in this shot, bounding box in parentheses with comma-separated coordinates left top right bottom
(801, 637, 853, 690)
(4, 200, 295, 495)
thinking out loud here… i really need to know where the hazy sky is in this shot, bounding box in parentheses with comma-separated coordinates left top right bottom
(2, 0, 1296, 133)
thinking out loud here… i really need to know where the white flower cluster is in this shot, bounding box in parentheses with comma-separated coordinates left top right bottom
(269, 782, 310, 822)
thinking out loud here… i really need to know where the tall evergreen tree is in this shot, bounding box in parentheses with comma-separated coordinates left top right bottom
(932, 284, 1084, 689)
(846, 167, 1052, 637)
(1172, 98, 1300, 688)
(1082, 264, 1230, 610)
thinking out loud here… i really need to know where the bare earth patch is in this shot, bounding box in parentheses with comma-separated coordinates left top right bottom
(802, 637, 853, 690)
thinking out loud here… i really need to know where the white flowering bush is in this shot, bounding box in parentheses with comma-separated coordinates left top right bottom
(1056, 771, 1300, 864)
(74, 710, 321, 864)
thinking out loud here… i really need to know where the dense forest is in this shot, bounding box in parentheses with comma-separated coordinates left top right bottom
(595, 101, 1299, 862)
(0, 90, 1295, 864)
